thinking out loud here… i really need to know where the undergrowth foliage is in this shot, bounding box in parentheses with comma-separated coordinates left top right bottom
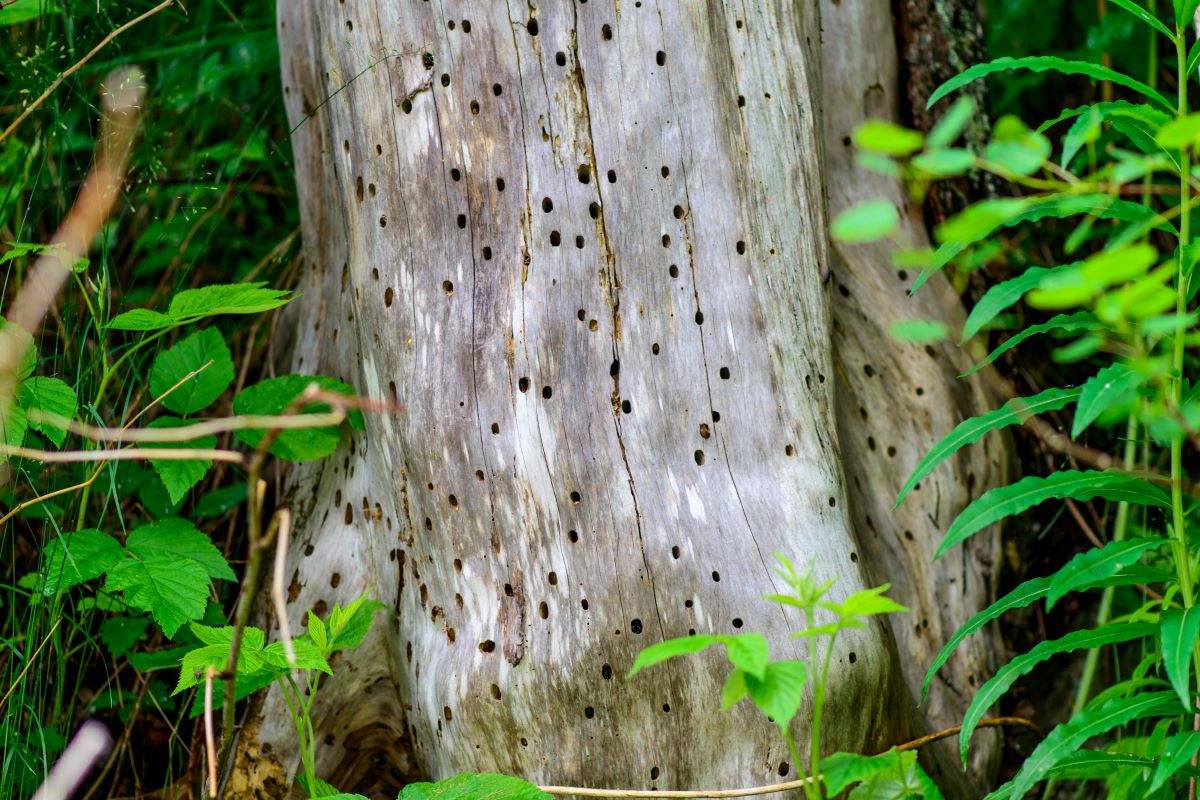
(835, 0, 1200, 796)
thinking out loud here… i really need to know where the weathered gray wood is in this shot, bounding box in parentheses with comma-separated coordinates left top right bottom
(818, 0, 1005, 791)
(231, 2, 1005, 797)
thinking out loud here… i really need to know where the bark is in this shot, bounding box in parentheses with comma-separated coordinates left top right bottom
(239, 1, 1006, 797)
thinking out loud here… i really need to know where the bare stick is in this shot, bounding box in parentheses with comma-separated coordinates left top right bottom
(0, 444, 244, 463)
(204, 667, 218, 799)
(28, 409, 347, 443)
(0, 0, 171, 145)
(270, 509, 296, 665)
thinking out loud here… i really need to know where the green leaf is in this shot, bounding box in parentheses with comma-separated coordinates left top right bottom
(1177, 0, 1200, 27)
(1108, 0, 1176, 39)
(1043, 749, 1155, 779)
(628, 635, 723, 677)
(961, 312, 1100, 377)
(821, 749, 918, 796)
(0, 0, 61, 26)
(831, 201, 900, 244)
(990, 692, 1185, 799)
(1160, 607, 1200, 709)
(833, 584, 907, 618)
(186, 668, 276, 718)
(960, 623, 1156, 764)
(326, 595, 386, 652)
(262, 639, 332, 673)
(934, 197, 1032, 245)
(1158, 112, 1200, 149)
(174, 626, 269, 694)
(107, 309, 175, 331)
(852, 120, 924, 156)
(962, 265, 1074, 341)
(936, 470, 1170, 558)
(896, 387, 1081, 508)
(398, 773, 552, 800)
(307, 610, 328, 651)
(744, 660, 808, 732)
(126, 518, 235, 581)
(1046, 538, 1166, 610)
(986, 115, 1051, 176)
(105, 557, 210, 637)
(1029, 244, 1159, 309)
(193, 482, 247, 519)
(140, 418, 216, 504)
(927, 57, 1172, 112)
(99, 616, 149, 658)
(20, 377, 77, 447)
(721, 668, 749, 709)
(1073, 363, 1144, 437)
(888, 320, 948, 343)
(927, 97, 975, 148)
(167, 283, 293, 321)
(232, 374, 363, 461)
(149, 328, 235, 415)
(40, 529, 124, 595)
(911, 148, 975, 178)
(724, 634, 770, 680)
(1150, 731, 1200, 791)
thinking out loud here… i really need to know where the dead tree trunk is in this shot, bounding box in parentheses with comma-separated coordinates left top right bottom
(229, 2, 1006, 797)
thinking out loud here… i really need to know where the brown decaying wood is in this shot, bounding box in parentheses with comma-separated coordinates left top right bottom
(253, 2, 1006, 797)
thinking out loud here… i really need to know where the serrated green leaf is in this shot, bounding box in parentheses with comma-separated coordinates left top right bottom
(959, 623, 1155, 764)
(833, 584, 907, 618)
(149, 328, 235, 415)
(20, 377, 77, 447)
(263, 639, 332, 673)
(232, 374, 363, 461)
(307, 610, 328, 651)
(821, 749, 917, 796)
(927, 57, 1171, 111)
(167, 282, 293, 320)
(1046, 538, 1165, 610)
(936, 471, 1170, 558)
(398, 773, 552, 800)
(126, 518, 235, 581)
(724, 634, 769, 680)
(852, 120, 924, 156)
(896, 387, 1081, 508)
(1073, 363, 1144, 437)
(107, 309, 175, 331)
(105, 557, 209, 637)
(961, 312, 1100, 377)
(186, 668, 276, 718)
(40, 529, 124, 595)
(927, 97, 975, 148)
(991, 692, 1186, 799)
(744, 660, 808, 732)
(1160, 607, 1200, 709)
(140, 418, 216, 504)
(721, 668, 749, 709)
(831, 201, 900, 244)
(962, 266, 1074, 341)
(174, 627, 270, 695)
(629, 634, 722, 676)
(326, 595, 385, 652)
(99, 616, 149, 658)
(1150, 731, 1200, 791)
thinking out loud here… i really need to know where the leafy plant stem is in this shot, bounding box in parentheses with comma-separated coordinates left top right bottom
(1174, 25, 1196, 615)
(781, 730, 811, 800)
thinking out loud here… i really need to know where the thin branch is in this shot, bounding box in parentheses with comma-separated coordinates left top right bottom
(0, 0, 171, 145)
(270, 509, 296, 666)
(28, 409, 346, 443)
(0, 444, 244, 463)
